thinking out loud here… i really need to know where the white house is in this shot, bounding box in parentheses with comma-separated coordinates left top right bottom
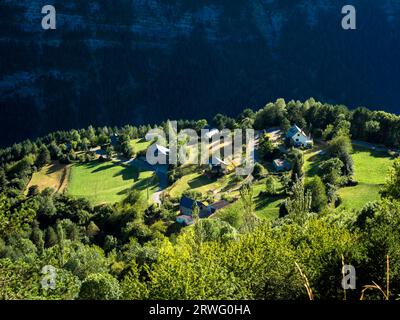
(204, 129, 220, 140)
(286, 125, 313, 148)
(155, 144, 170, 157)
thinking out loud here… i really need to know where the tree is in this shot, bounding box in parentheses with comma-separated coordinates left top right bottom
(265, 175, 277, 196)
(284, 178, 312, 220)
(27, 185, 40, 197)
(37, 190, 57, 222)
(45, 226, 58, 248)
(333, 114, 351, 138)
(79, 273, 121, 300)
(327, 135, 354, 179)
(86, 221, 100, 238)
(105, 146, 113, 159)
(319, 158, 344, 186)
(239, 183, 258, 233)
(218, 205, 243, 229)
(327, 135, 353, 158)
(258, 134, 278, 161)
(339, 150, 354, 178)
(252, 163, 266, 180)
(35, 146, 50, 169)
(64, 245, 108, 280)
(306, 177, 328, 213)
(121, 264, 149, 299)
(365, 120, 380, 140)
(30, 224, 44, 255)
(121, 140, 135, 159)
(290, 149, 304, 181)
(0, 259, 41, 300)
(381, 159, 400, 200)
(0, 168, 8, 192)
(48, 142, 61, 160)
(195, 119, 208, 132)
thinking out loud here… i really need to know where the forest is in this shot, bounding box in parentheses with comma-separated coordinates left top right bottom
(1, 98, 400, 300)
(2, 0, 400, 147)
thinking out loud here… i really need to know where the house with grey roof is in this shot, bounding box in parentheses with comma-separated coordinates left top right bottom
(286, 125, 313, 148)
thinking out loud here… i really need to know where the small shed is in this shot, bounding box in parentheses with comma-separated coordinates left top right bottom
(176, 215, 194, 226)
(273, 159, 292, 172)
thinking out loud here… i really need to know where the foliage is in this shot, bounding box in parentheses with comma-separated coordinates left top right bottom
(79, 273, 121, 300)
(381, 159, 400, 200)
(306, 177, 328, 213)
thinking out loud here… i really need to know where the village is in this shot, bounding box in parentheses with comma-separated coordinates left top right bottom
(173, 124, 314, 226)
(27, 118, 397, 230)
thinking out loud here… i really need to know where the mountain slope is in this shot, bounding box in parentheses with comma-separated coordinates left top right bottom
(1, 0, 400, 146)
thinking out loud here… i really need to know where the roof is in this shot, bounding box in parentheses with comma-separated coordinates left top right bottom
(210, 200, 230, 211)
(209, 156, 228, 166)
(180, 196, 205, 209)
(286, 125, 308, 139)
(204, 129, 220, 139)
(176, 215, 194, 225)
(155, 144, 170, 156)
(273, 159, 291, 169)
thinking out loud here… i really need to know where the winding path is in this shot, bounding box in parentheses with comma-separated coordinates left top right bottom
(122, 157, 168, 205)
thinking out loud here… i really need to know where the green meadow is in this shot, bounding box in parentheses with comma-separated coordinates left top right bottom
(338, 147, 393, 211)
(68, 160, 158, 205)
(304, 145, 394, 211)
(130, 138, 152, 154)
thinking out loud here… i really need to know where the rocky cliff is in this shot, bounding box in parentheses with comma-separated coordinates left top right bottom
(1, 0, 399, 145)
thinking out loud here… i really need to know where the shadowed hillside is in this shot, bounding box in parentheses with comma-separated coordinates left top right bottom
(1, 0, 400, 146)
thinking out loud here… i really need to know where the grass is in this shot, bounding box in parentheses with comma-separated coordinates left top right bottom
(130, 138, 152, 154)
(338, 184, 381, 211)
(253, 179, 283, 220)
(304, 148, 328, 181)
(350, 147, 393, 185)
(68, 160, 158, 205)
(214, 188, 281, 221)
(168, 170, 239, 198)
(212, 178, 282, 221)
(305, 145, 394, 211)
(27, 162, 70, 193)
(338, 147, 393, 211)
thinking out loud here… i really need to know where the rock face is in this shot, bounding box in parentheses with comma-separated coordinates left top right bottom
(1, 0, 400, 146)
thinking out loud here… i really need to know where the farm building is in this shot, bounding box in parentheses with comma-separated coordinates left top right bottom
(209, 200, 230, 211)
(176, 215, 194, 226)
(273, 159, 292, 172)
(286, 125, 313, 148)
(179, 196, 212, 218)
(177, 197, 232, 225)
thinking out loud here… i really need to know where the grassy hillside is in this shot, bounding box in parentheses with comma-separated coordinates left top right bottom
(168, 171, 239, 198)
(305, 144, 394, 211)
(338, 147, 394, 211)
(214, 179, 282, 221)
(130, 138, 152, 154)
(68, 160, 158, 205)
(27, 162, 70, 193)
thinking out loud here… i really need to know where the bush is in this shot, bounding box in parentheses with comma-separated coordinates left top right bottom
(79, 273, 121, 300)
(253, 163, 267, 180)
